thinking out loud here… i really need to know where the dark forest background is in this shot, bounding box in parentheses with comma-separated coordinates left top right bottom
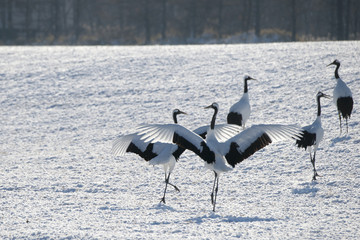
(1, 0, 359, 45)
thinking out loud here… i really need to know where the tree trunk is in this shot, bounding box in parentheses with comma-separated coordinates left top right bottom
(161, 0, 167, 41)
(291, 0, 296, 41)
(329, 0, 335, 39)
(344, 0, 350, 40)
(355, 0, 359, 39)
(189, 0, 197, 39)
(7, 0, 13, 30)
(62, 1, 67, 36)
(118, 0, 125, 42)
(73, 0, 81, 43)
(144, 0, 150, 44)
(7, 0, 13, 41)
(1, 1, 6, 30)
(255, 0, 260, 37)
(217, 0, 223, 39)
(25, 0, 32, 42)
(337, 0, 344, 40)
(245, 0, 252, 33)
(53, 0, 60, 41)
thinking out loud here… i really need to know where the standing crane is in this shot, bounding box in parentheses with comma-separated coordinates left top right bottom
(296, 91, 330, 180)
(327, 60, 353, 134)
(227, 75, 256, 128)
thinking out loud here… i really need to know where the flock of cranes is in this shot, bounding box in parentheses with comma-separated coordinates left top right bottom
(112, 59, 353, 212)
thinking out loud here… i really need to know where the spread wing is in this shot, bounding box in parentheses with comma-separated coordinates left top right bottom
(138, 124, 216, 164)
(193, 124, 241, 141)
(220, 124, 303, 167)
(112, 134, 157, 161)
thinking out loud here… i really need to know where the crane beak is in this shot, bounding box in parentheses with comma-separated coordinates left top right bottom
(179, 110, 187, 115)
(204, 104, 212, 109)
(323, 94, 331, 99)
(327, 63, 334, 67)
(245, 76, 257, 81)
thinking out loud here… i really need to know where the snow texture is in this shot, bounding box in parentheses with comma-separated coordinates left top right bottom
(1, 42, 360, 239)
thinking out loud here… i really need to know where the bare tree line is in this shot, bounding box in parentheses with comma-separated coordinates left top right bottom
(0, 0, 359, 45)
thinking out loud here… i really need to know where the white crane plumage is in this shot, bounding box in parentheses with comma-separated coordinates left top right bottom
(296, 91, 330, 180)
(138, 103, 302, 211)
(112, 109, 187, 204)
(327, 59, 353, 134)
(227, 75, 256, 128)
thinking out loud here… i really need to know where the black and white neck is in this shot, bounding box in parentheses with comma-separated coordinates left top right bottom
(243, 75, 254, 93)
(317, 94, 322, 117)
(244, 78, 249, 93)
(210, 107, 218, 129)
(173, 111, 179, 124)
(328, 60, 340, 79)
(205, 103, 219, 130)
(334, 62, 340, 79)
(316, 91, 330, 117)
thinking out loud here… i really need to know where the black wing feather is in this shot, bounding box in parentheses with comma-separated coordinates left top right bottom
(295, 130, 316, 150)
(337, 97, 353, 119)
(172, 146, 186, 161)
(127, 142, 157, 161)
(227, 112, 243, 126)
(225, 133, 272, 167)
(173, 132, 215, 164)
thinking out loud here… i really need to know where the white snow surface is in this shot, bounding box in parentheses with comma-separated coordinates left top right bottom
(1, 42, 360, 239)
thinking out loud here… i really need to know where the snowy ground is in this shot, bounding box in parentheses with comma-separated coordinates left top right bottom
(1, 42, 360, 239)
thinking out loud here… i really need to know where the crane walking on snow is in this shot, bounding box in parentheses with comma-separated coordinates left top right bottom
(112, 109, 187, 204)
(227, 75, 256, 128)
(327, 60, 353, 134)
(138, 103, 302, 211)
(296, 91, 330, 180)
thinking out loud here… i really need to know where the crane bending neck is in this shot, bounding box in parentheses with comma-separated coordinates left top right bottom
(173, 112, 178, 124)
(210, 108, 218, 129)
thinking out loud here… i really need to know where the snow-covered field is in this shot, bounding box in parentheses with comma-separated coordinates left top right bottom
(1, 42, 359, 239)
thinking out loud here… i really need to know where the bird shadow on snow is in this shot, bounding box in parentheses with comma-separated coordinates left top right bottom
(150, 203, 178, 212)
(330, 135, 351, 147)
(222, 215, 277, 223)
(291, 182, 319, 196)
(186, 212, 277, 224)
(329, 120, 358, 146)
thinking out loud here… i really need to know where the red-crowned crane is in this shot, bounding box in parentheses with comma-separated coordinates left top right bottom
(112, 109, 187, 204)
(138, 103, 302, 211)
(227, 75, 256, 128)
(327, 60, 353, 134)
(296, 91, 330, 180)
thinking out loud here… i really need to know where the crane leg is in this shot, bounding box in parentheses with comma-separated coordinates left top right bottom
(210, 172, 217, 205)
(160, 172, 169, 204)
(168, 180, 180, 192)
(160, 172, 179, 204)
(311, 152, 321, 181)
(211, 171, 220, 212)
(338, 112, 342, 135)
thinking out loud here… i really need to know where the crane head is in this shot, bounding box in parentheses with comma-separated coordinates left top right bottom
(173, 109, 187, 124)
(317, 91, 331, 99)
(173, 109, 187, 115)
(244, 75, 256, 81)
(327, 59, 340, 67)
(205, 102, 219, 110)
